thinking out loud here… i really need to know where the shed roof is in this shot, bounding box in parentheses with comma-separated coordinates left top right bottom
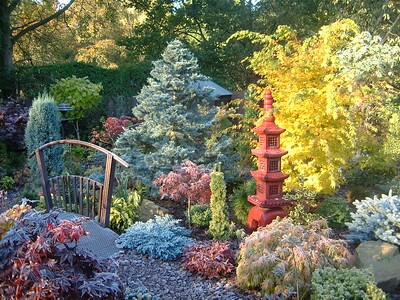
(196, 80, 232, 97)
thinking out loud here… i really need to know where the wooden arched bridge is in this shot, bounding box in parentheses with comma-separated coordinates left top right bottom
(29, 139, 129, 228)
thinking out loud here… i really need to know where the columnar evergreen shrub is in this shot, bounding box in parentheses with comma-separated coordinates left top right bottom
(115, 39, 218, 186)
(24, 93, 63, 182)
(311, 267, 386, 300)
(208, 164, 234, 240)
(115, 215, 193, 261)
(346, 191, 400, 245)
(287, 203, 321, 226)
(236, 219, 354, 297)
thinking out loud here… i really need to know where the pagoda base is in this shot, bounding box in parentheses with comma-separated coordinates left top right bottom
(247, 206, 288, 232)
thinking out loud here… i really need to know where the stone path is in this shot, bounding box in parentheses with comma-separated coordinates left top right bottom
(57, 212, 119, 259)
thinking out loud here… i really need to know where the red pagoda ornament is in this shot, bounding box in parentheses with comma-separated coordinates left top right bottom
(247, 90, 290, 231)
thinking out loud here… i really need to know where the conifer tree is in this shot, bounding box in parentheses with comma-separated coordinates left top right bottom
(25, 93, 63, 183)
(115, 39, 218, 186)
(208, 163, 233, 240)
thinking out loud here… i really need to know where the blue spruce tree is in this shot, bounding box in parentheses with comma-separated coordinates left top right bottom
(115, 39, 218, 186)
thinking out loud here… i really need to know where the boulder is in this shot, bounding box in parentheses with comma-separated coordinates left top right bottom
(136, 199, 170, 222)
(355, 240, 400, 292)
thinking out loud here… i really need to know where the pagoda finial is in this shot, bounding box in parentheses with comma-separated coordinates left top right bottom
(264, 90, 275, 121)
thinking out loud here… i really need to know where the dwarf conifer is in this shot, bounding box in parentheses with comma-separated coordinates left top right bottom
(25, 93, 63, 183)
(115, 39, 217, 186)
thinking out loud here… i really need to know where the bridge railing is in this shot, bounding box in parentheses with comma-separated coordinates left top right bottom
(29, 139, 129, 227)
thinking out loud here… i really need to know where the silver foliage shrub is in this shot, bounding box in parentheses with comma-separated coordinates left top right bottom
(115, 215, 193, 261)
(346, 191, 400, 245)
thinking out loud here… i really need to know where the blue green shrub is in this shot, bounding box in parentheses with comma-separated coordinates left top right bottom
(115, 215, 193, 261)
(346, 191, 400, 245)
(24, 93, 63, 183)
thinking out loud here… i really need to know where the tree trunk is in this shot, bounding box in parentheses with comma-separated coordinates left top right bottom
(0, 0, 76, 100)
(0, 1, 16, 99)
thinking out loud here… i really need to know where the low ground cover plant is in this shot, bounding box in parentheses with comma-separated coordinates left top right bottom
(182, 241, 236, 279)
(0, 209, 122, 299)
(115, 215, 193, 261)
(124, 285, 160, 300)
(311, 267, 386, 299)
(0, 175, 14, 190)
(236, 219, 354, 297)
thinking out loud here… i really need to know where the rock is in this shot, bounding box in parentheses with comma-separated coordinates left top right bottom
(136, 199, 170, 222)
(355, 240, 400, 292)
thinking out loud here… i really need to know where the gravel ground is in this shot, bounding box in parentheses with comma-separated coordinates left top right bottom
(111, 250, 260, 300)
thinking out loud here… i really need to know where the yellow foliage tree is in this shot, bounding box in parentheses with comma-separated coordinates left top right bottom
(233, 20, 364, 193)
(75, 39, 127, 69)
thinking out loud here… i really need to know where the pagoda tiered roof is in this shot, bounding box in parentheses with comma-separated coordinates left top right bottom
(248, 195, 291, 208)
(250, 169, 289, 182)
(251, 148, 288, 158)
(253, 121, 286, 135)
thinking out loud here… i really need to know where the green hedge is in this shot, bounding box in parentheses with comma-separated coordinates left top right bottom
(16, 61, 151, 98)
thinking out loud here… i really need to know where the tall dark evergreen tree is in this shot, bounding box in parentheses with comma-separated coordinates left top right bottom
(115, 39, 217, 186)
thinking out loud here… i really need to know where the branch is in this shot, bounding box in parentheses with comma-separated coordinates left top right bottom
(371, 0, 390, 34)
(12, 19, 37, 31)
(194, 17, 208, 42)
(173, 28, 203, 43)
(9, 0, 21, 12)
(11, 0, 76, 44)
(382, 13, 400, 44)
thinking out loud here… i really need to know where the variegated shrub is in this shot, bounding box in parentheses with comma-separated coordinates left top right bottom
(236, 219, 354, 297)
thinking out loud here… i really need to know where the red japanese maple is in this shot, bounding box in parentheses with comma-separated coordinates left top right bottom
(153, 160, 211, 205)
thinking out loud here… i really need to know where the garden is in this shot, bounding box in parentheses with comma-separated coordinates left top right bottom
(1, 1, 400, 299)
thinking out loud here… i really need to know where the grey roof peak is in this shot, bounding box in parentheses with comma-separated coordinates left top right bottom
(196, 80, 232, 97)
